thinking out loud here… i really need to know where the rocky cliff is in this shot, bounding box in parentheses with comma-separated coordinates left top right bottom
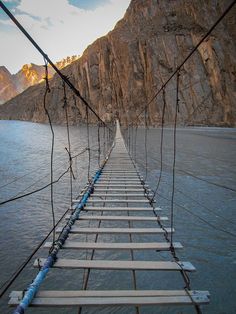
(0, 56, 79, 104)
(0, 66, 18, 104)
(0, 0, 235, 126)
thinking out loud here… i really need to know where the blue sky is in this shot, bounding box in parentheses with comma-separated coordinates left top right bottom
(68, 0, 111, 10)
(0, 0, 130, 73)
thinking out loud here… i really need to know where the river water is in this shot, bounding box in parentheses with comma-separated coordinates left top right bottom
(0, 120, 235, 314)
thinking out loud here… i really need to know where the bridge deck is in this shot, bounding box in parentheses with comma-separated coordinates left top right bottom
(9, 121, 209, 311)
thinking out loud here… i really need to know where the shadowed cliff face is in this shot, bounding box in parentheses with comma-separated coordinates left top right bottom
(0, 0, 235, 126)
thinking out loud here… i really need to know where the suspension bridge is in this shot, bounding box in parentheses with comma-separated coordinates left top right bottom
(1, 0, 236, 313)
(8, 120, 209, 313)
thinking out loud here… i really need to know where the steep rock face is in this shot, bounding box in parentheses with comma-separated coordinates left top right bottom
(14, 63, 53, 93)
(0, 0, 235, 126)
(0, 66, 18, 104)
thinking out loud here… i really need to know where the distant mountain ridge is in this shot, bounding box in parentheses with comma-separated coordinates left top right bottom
(0, 56, 79, 104)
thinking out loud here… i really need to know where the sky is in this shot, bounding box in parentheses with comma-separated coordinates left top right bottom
(0, 0, 131, 74)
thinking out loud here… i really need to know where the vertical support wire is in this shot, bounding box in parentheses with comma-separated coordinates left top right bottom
(106, 126, 109, 154)
(63, 82, 75, 207)
(134, 123, 138, 163)
(151, 87, 166, 202)
(108, 128, 111, 148)
(86, 106, 91, 182)
(97, 120, 101, 168)
(144, 105, 148, 182)
(170, 71, 180, 248)
(131, 124, 134, 157)
(43, 59, 55, 245)
(130, 124, 133, 156)
(103, 124, 106, 159)
(128, 124, 131, 153)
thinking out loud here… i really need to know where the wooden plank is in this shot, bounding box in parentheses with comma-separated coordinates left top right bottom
(80, 189, 146, 197)
(106, 160, 132, 162)
(106, 164, 132, 166)
(101, 174, 140, 176)
(97, 179, 141, 182)
(34, 259, 196, 271)
(10, 290, 210, 298)
(56, 227, 174, 234)
(100, 178, 140, 181)
(101, 174, 138, 176)
(101, 168, 135, 170)
(95, 183, 146, 185)
(101, 175, 139, 177)
(102, 171, 137, 173)
(103, 168, 137, 170)
(9, 295, 209, 306)
(90, 194, 146, 197)
(101, 176, 140, 178)
(84, 199, 150, 203)
(94, 189, 144, 191)
(96, 182, 141, 185)
(66, 215, 168, 221)
(100, 171, 137, 175)
(105, 161, 135, 163)
(103, 163, 134, 164)
(83, 206, 157, 211)
(100, 179, 140, 182)
(105, 164, 133, 166)
(94, 184, 146, 188)
(102, 172, 137, 174)
(106, 160, 131, 162)
(9, 290, 209, 306)
(95, 182, 142, 185)
(106, 162, 133, 164)
(44, 241, 183, 250)
(102, 171, 138, 173)
(105, 165, 133, 166)
(95, 182, 146, 185)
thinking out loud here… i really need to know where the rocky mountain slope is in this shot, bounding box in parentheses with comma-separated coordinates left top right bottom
(0, 0, 235, 126)
(0, 66, 18, 104)
(0, 56, 78, 104)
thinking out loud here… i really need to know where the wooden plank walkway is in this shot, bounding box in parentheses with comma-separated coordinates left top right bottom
(44, 241, 183, 250)
(9, 120, 209, 311)
(9, 290, 210, 307)
(55, 227, 174, 234)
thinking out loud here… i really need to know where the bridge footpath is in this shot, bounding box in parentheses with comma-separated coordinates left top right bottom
(9, 121, 209, 312)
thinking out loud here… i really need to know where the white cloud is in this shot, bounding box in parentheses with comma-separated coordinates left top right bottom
(0, 0, 131, 73)
(0, 19, 12, 26)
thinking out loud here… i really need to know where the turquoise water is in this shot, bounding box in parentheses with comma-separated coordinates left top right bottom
(0, 120, 235, 314)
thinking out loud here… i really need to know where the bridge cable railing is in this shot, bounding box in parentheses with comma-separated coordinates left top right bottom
(0, 1, 115, 305)
(120, 1, 236, 312)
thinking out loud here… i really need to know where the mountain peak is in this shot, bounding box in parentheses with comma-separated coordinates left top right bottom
(0, 66, 11, 75)
(0, 55, 79, 104)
